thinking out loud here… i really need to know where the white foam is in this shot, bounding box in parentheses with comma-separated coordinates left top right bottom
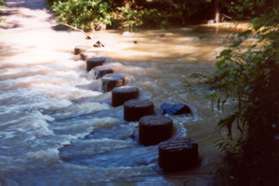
(26, 148, 60, 165)
(15, 111, 55, 137)
(52, 102, 110, 120)
(53, 117, 119, 138)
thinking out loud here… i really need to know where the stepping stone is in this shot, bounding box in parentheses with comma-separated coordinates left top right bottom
(86, 57, 106, 72)
(102, 73, 127, 92)
(85, 35, 92, 40)
(112, 86, 139, 107)
(80, 51, 96, 60)
(93, 41, 104, 48)
(139, 115, 173, 146)
(124, 99, 154, 121)
(161, 102, 192, 115)
(80, 53, 87, 61)
(95, 65, 114, 79)
(159, 138, 199, 172)
(74, 45, 87, 55)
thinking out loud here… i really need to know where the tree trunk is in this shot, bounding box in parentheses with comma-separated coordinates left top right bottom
(214, 0, 220, 23)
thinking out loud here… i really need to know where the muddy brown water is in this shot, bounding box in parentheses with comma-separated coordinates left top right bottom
(0, 0, 241, 185)
(89, 27, 234, 183)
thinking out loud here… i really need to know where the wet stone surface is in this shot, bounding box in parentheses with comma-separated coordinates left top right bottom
(102, 73, 127, 92)
(139, 115, 173, 146)
(161, 102, 192, 115)
(112, 86, 139, 107)
(124, 99, 155, 121)
(159, 138, 199, 172)
(74, 45, 87, 55)
(57, 113, 158, 168)
(94, 65, 114, 79)
(86, 57, 106, 72)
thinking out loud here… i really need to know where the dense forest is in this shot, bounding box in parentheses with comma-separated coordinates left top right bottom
(210, 7, 279, 186)
(48, 0, 278, 31)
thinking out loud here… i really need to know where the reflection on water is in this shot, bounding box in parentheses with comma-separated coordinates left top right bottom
(0, 6, 236, 184)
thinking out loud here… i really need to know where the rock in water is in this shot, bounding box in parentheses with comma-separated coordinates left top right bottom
(159, 138, 200, 172)
(102, 73, 127, 92)
(94, 66, 114, 79)
(112, 86, 139, 107)
(86, 57, 106, 72)
(93, 41, 104, 48)
(139, 115, 173, 146)
(124, 99, 154, 121)
(74, 45, 87, 55)
(80, 51, 96, 61)
(160, 102, 191, 115)
(86, 35, 92, 40)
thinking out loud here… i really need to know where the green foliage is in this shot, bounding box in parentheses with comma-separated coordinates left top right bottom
(0, 0, 4, 6)
(49, 0, 213, 30)
(49, 0, 276, 30)
(115, 5, 143, 29)
(221, 0, 275, 19)
(171, 0, 210, 23)
(252, 8, 279, 30)
(209, 7, 279, 186)
(140, 8, 163, 27)
(210, 7, 279, 141)
(50, 0, 162, 30)
(114, 5, 162, 30)
(143, 0, 211, 25)
(51, 0, 112, 31)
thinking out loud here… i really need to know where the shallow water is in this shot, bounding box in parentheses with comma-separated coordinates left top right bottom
(0, 1, 237, 185)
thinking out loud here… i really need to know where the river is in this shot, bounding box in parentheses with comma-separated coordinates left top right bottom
(0, 0, 240, 185)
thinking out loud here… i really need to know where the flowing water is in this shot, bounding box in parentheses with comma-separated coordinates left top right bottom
(0, 0, 240, 185)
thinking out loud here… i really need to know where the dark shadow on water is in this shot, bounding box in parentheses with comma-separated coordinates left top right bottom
(51, 24, 75, 32)
(0, 9, 19, 16)
(0, 22, 20, 29)
(0, 42, 21, 60)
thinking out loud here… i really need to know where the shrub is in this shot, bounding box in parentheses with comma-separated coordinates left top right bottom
(0, 0, 4, 6)
(115, 5, 143, 30)
(49, 0, 214, 31)
(220, 0, 276, 19)
(209, 7, 279, 186)
(51, 0, 112, 31)
(113, 5, 162, 30)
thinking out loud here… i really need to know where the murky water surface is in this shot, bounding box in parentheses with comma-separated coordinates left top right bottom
(0, 1, 238, 185)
